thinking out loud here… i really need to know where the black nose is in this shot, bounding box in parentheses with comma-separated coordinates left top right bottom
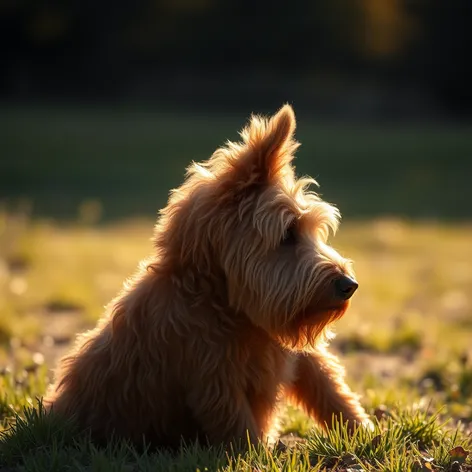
(335, 275, 358, 300)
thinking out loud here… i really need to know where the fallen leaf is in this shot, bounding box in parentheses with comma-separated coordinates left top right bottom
(419, 455, 436, 471)
(449, 446, 470, 463)
(341, 453, 358, 466)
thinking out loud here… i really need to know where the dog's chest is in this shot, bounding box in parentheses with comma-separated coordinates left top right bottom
(240, 335, 294, 431)
(241, 330, 294, 394)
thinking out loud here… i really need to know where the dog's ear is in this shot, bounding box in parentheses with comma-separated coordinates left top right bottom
(200, 105, 299, 191)
(239, 104, 298, 181)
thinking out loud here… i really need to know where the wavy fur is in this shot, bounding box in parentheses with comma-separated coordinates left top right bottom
(44, 105, 370, 449)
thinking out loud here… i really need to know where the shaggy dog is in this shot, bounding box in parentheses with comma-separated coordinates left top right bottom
(44, 105, 370, 449)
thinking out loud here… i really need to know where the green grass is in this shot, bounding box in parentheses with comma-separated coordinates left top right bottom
(0, 401, 470, 471)
(1, 106, 472, 220)
(1, 105, 472, 469)
(1, 213, 472, 470)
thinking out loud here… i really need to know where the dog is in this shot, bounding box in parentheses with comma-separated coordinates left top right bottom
(44, 105, 370, 450)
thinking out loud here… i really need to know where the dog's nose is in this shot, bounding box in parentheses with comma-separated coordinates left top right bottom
(335, 275, 358, 300)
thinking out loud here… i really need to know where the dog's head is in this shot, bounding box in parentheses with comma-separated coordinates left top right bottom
(155, 105, 357, 349)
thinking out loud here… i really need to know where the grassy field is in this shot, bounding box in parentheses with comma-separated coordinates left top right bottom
(1, 106, 472, 220)
(0, 212, 472, 471)
(0, 105, 471, 470)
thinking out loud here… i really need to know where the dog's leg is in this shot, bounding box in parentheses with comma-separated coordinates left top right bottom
(285, 347, 371, 430)
(187, 384, 262, 449)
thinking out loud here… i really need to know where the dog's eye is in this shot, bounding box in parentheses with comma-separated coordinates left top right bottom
(281, 225, 297, 246)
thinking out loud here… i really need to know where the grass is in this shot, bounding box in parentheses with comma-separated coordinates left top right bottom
(0, 401, 470, 471)
(1, 106, 472, 220)
(0, 105, 471, 470)
(0, 211, 472, 470)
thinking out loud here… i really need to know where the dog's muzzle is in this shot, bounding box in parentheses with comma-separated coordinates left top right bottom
(335, 275, 358, 300)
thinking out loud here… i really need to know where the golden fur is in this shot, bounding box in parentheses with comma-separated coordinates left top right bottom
(44, 105, 370, 449)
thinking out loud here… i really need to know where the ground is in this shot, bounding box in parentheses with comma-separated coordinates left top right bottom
(1, 106, 471, 470)
(1, 213, 471, 471)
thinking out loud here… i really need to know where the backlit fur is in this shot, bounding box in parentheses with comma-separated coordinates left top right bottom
(44, 105, 370, 449)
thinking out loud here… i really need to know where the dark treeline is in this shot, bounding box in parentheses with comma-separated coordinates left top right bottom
(1, 0, 471, 119)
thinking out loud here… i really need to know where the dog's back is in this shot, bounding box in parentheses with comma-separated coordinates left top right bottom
(45, 262, 292, 448)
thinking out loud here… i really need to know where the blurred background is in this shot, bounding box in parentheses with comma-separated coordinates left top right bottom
(1, 0, 471, 221)
(1, 0, 472, 429)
